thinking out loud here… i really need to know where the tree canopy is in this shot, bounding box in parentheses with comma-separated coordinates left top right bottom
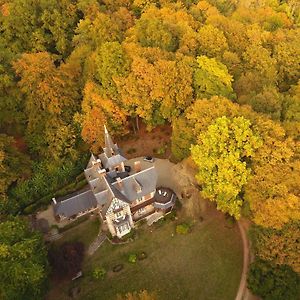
(0, 217, 48, 300)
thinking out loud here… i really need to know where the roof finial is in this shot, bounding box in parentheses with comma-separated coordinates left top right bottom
(104, 124, 108, 134)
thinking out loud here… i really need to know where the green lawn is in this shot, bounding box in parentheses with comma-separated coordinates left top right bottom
(48, 215, 243, 300)
(52, 216, 100, 248)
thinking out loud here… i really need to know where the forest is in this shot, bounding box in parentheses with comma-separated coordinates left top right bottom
(0, 0, 299, 299)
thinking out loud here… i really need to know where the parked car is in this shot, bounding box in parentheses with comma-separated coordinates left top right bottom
(143, 156, 154, 163)
(124, 165, 131, 172)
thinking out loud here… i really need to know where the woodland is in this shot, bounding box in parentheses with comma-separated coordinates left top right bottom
(0, 0, 299, 299)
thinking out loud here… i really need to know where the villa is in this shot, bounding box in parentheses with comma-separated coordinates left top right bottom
(52, 126, 176, 238)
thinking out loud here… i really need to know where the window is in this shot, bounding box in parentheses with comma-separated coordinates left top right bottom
(115, 211, 122, 218)
(137, 197, 143, 203)
(138, 207, 145, 214)
(119, 223, 129, 233)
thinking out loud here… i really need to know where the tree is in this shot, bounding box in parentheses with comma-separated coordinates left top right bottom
(191, 116, 262, 218)
(236, 44, 277, 95)
(78, 81, 127, 152)
(0, 217, 48, 300)
(249, 223, 300, 273)
(237, 86, 283, 120)
(0, 0, 80, 56)
(116, 290, 157, 300)
(247, 259, 300, 300)
(245, 162, 300, 229)
(0, 134, 31, 211)
(73, 11, 122, 50)
(94, 41, 130, 100)
(193, 56, 234, 100)
(48, 242, 84, 279)
(116, 51, 194, 127)
(134, 14, 178, 52)
(197, 24, 228, 58)
(274, 31, 300, 91)
(13, 52, 81, 160)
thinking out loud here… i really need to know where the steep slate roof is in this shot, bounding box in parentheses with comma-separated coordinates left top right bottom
(54, 190, 97, 218)
(99, 153, 127, 169)
(111, 166, 157, 202)
(94, 190, 110, 206)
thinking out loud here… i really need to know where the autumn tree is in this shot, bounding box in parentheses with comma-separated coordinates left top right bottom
(250, 223, 300, 273)
(193, 56, 234, 100)
(116, 48, 194, 127)
(191, 116, 262, 218)
(13, 52, 81, 161)
(0, 0, 80, 56)
(78, 81, 127, 152)
(116, 290, 157, 300)
(0, 217, 48, 300)
(237, 86, 283, 120)
(197, 24, 228, 58)
(245, 162, 300, 229)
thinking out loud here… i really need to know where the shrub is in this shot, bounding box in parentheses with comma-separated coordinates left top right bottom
(176, 223, 190, 234)
(92, 267, 106, 280)
(121, 228, 136, 240)
(155, 144, 168, 155)
(128, 254, 137, 263)
(154, 217, 166, 227)
(137, 252, 147, 261)
(165, 210, 176, 221)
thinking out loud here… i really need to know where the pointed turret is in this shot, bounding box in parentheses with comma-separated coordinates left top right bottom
(104, 125, 118, 157)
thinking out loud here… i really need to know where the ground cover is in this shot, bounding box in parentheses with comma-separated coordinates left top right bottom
(117, 123, 172, 159)
(51, 216, 100, 249)
(47, 213, 243, 300)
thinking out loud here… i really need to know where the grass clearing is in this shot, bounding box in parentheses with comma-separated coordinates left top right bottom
(48, 214, 243, 300)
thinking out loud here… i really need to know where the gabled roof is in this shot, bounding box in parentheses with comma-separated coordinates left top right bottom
(87, 153, 97, 169)
(53, 190, 97, 218)
(111, 166, 157, 202)
(99, 153, 127, 169)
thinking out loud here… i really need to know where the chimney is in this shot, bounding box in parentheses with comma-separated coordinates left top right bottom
(52, 198, 57, 205)
(97, 169, 106, 177)
(116, 177, 123, 190)
(134, 161, 141, 173)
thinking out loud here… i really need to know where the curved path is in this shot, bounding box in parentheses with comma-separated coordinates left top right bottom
(236, 220, 250, 300)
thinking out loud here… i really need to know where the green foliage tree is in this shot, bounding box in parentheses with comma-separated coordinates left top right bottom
(247, 259, 300, 300)
(0, 217, 48, 300)
(0, 0, 80, 56)
(191, 116, 262, 218)
(0, 134, 31, 210)
(193, 56, 234, 99)
(94, 41, 130, 100)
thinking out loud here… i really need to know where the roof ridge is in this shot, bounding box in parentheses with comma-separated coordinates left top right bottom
(57, 189, 92, 204)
